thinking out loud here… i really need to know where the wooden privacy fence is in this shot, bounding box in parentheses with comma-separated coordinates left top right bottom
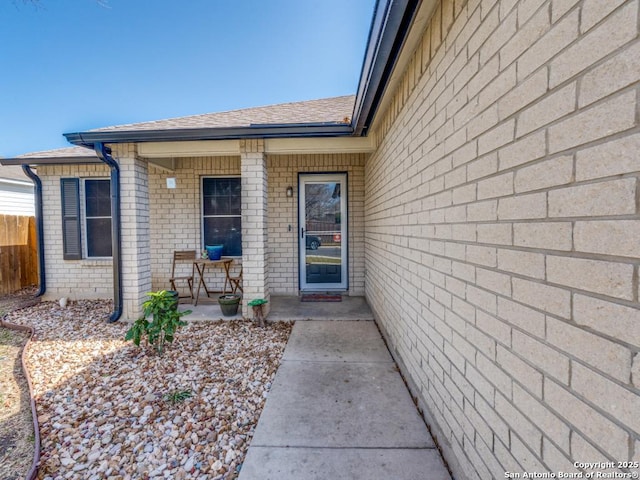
(0, 214, 38, 295)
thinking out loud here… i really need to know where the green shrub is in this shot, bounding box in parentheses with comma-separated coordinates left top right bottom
(247, 298, 268, 307)
(164, 389, 193, 404)
(125, 290, 191, 354)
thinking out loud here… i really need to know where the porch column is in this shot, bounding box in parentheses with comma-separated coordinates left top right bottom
(113, 143, 152, 321)
(240, 139, 270, 318)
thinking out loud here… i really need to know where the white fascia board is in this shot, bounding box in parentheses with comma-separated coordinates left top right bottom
(138, 140, 240, 158)
(265, 137, 375, 155)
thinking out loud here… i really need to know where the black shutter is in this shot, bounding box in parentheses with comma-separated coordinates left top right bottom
(61, 178, 82, 260)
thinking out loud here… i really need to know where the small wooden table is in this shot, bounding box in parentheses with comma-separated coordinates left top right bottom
(193, 258, 233, 306)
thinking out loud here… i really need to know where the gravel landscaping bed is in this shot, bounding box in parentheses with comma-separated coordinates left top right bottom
(0, 326, 35, 480)
(4, 300, 292, 480)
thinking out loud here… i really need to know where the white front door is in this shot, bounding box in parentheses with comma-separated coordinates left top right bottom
(299, 173, 348, 291)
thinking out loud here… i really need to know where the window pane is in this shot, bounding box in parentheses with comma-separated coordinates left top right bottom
(203, 177, 241, 216)
(203, 217, 242, 256)
(86, 179, 111, 217)
(202, 178, 216, 196)
(229, 190, 241, 215)
(87, 218, 112, 257)
(203, 196, 217, 216)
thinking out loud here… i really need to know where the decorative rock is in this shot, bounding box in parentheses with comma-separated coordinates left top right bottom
(3, 300, 292, 480)
(149, 464, 167, 476)
(87, 450, 101, 463)
(225, 449, 236, 464)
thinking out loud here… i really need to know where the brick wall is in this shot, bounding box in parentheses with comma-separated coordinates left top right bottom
(267, 153, 366, 295)
(39, 163, 113, 300)
(148, 156, 241, 291)
(365, 0, 640, 478)
(115, 144, 152, 320)
(41, 152, 365, 306)
(240, 140, 270, 316)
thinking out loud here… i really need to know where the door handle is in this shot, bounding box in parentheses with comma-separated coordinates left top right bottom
(301, 227, 304, 238)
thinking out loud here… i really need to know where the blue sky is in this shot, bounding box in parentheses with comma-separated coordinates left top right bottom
(0, 0, 376, 157)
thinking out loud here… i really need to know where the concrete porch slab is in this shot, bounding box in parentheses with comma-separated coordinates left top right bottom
(239, 447, 451, 480)
(268, 295, 374, 321)
(178, 299, 242, 321)
(249, 360, 434, 449)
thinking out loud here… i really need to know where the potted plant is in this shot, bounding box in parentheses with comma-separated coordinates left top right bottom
(218, 293, 241, 316)
(248, 298, 268, 327)
(125, 290, 191, 354)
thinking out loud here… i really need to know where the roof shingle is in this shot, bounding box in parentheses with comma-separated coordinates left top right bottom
(17, 146, 94, 159)
(90, 95, 355, 132)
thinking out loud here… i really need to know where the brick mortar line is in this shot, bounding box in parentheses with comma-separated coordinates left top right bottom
(363, 239, 640, 304)
(366, 260, 639, 378)
(367, 235, 640, 266)
(393, 3, 638, 146)
(370, 300, 640, 452)
(361, 170, 640, 215)
(373, 291, 637, 472)
(543, 376, 638, 466)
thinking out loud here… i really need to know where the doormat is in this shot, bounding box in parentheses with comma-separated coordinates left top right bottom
(301, 294, 342, 302)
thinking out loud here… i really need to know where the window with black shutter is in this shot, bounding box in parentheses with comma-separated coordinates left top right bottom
(60, 178, 113, 259)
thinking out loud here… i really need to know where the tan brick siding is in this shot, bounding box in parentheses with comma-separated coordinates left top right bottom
(38, 163, 114, 301)
(267, 154, 366, 295)
(148, 156, 241, 292)
(147, 153, 365, 298)
(240, 140, 270, 317)
(39, 151, 365, 311)
(365, 0, 640, 478)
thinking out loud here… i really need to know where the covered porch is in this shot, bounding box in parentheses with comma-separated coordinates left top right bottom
(142, 137, 373, 322)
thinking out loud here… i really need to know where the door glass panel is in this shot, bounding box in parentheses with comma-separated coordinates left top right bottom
(304, 181, 342, 285)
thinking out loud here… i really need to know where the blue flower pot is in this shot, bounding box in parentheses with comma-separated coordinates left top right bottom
(206, 245, 223, 260)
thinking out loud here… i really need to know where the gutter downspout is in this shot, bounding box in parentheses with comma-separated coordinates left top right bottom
(94, 142, 122, 322)
(21, 165, 46, 297)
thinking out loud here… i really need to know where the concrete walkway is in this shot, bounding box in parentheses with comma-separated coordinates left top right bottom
(238, 320, 451, 480)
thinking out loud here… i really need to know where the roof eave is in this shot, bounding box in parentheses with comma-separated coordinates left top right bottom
(65, 123, 354, 148)
(0, 156, 102, 166)
(352, 0, 422, 136)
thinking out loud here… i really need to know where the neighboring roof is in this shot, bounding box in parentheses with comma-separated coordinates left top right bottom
(91, 96, 355, 132)
(0, 146, 100, 166)
(0, 164, 30, 183)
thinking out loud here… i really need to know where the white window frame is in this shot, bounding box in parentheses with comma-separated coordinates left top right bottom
(82, 177, 112, 259)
